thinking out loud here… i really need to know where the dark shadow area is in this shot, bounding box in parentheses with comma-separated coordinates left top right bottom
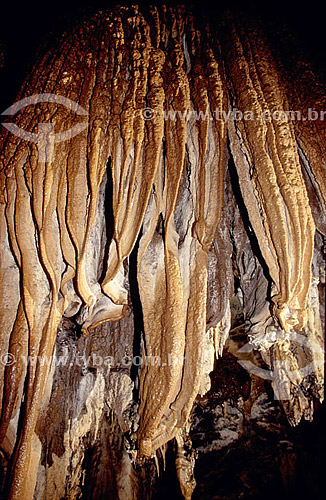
(99, 156, 114, 284)
(227, 147, 272, 293)
(80, 413, 121, 500)
(151, 441, 184, 500)
(129, 234, 145, 395)
(191, 352, 326, 500)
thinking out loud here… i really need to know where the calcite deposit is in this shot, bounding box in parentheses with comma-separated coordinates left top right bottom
(0, 5, 324, 499)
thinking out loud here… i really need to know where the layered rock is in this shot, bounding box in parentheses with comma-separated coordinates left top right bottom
(0, 5, 324, 499)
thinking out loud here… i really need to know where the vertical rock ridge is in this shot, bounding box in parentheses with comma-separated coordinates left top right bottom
(0, 6, 324, 499)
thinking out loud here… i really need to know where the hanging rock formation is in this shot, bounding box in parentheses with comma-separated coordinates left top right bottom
(0, 5, 324, 499)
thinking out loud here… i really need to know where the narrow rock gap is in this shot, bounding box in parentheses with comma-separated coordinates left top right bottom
(227, 145, 272, 294)
(151, 441, 184, 500)
(99, 155, 114, 284)
(129, 232, 145, 397)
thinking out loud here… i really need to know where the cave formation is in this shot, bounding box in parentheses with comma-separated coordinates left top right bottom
(0, 4, 325, 500)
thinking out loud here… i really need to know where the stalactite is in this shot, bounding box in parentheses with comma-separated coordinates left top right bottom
(222, 15, 323, 425)
(0, 5, 324, 499)
(222, 16, 315, 333)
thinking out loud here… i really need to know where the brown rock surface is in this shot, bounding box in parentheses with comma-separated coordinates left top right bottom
(0, 5, 324, 499)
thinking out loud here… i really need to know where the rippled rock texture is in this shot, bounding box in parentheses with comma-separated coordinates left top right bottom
(0, 5, 325, 499)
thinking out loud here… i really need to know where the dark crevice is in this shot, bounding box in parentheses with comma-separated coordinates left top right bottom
(151, 441, 184, 500)
(129, 232, 144, 399)
(80, 414, 121, 500)
(99, 156, 114, 283)
(227, 145, 272, 298)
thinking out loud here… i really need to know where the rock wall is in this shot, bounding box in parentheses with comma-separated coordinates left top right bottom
(0, 5, 324, 499)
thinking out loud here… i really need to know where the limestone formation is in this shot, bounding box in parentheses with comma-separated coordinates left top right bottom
(0, 5, 324, 499)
